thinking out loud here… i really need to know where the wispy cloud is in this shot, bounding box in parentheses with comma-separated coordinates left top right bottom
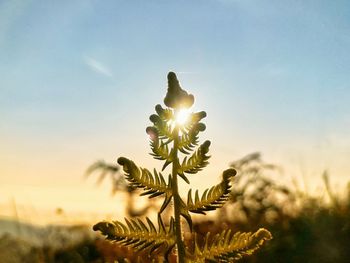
(83, 56, 112, 77)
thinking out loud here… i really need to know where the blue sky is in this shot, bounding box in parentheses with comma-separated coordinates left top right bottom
(1, 0, 350, 218)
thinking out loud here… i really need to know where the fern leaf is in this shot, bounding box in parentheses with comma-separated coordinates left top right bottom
(190, 228, 272, 262)
(177, 133, 198, 155)
(117, 157, 171, 198)
(151, 141, 171, 161)
(93, 214, 175, 254)
(178, 123, 206, 154)
(185, 168, 236, 214)
(155, 104, 174, 122)
(147, 127, 173, 162)
(149, 114, 173, 142)
(178, 140, 211, 175)
(183, 111, 206, 131)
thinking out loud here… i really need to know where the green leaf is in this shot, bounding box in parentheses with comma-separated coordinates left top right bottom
(147, 127, 173, 163)
(178, 122, 206, 155)
(93, 214, 175, 254)
(189, 111, 207, 123)
(117, 157, 172, 199)
(185, 168, 236, 214)
(149, 114, 173, 142)
(155, 104, 174, 122)
(178, 140, 211, 176)
(183, 111, 206, 132)
(189, 228, 272, 262)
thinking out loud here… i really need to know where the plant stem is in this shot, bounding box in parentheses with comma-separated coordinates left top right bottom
(172, 125, 186, 263)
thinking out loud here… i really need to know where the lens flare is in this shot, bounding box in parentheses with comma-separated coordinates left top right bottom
(175, 109, 191, 126)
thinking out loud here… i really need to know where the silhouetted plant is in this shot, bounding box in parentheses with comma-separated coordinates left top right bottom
(86, 160, 129, 194)
(93, 72, 272, 262)
(226, 153, 296, 226)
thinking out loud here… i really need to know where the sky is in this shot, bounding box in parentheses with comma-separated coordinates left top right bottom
(1, 0, 350, 223)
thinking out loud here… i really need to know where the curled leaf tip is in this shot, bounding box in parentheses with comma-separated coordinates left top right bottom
(93, 221, 113, 232)
(164, 72, 194, 109)
(117, 157, 128, 165)
(167, 71, 177, 80)
(155, 104, 163, 113)
(198, 111, 207, 119)
(149, 114, 160, 123)
(223, 168, 237, 179)
(202, 140, 211, 149)
(196, 123, 206, 132)
(255, 228, 273, 241)
(146, 126, 158, 140)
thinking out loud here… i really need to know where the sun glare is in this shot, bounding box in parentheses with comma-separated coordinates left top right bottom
(175, 108, 191, 126)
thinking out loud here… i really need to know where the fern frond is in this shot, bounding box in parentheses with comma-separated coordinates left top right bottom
(93, 214, 175, 254)
(85, 160, 120, 185)
(177, 133, 199, 155)
(149, 114, 173, 142)
(183, 111, 206, 131)
(190, 228, 272, 262)
(85, 160, 119, 176)
(185, 168, 236, 214)
(178, 140, 211, 175)
(117, 157, 171, 198)
(155, 104, 174, 122)
(147, 126, 173, 166)
(178, 123, 206, 154)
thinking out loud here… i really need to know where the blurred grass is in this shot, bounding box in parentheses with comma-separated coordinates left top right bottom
(1, 153, 349, 262)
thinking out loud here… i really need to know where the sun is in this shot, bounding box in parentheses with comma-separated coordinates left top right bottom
(175, 108, 191, 126)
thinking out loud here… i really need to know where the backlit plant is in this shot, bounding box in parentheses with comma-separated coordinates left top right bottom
(93, 72, 272, 262)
